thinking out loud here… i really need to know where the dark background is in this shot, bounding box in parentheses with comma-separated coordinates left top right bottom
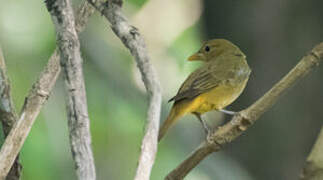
(200, 0, 323, 179)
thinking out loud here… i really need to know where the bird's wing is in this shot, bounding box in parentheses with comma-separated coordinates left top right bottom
(168, 66, 221, 102)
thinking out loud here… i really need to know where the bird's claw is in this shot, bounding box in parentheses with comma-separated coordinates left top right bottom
(202, 123, 210, 135)
(206, 129, 213, 144)
(220, 109, 238, 116)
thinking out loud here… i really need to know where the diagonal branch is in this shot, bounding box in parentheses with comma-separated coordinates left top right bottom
(0, 1, 95, 179)
(300, 127, 323, 180)
(0, 47, 22, 180)
(166, 42, 323, 180)
(45, 0, 96, 179)
(86, 1, 162, 180)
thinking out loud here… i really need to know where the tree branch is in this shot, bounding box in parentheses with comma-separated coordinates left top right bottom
(300, 127, 323, 180)
(86, 1, 162, 180)
(166, 42, 323, 180)
(0, 48, 18, 140)
(45, 0, 96, 179)
(0, 1, 95, 179)
(0, 48, 22, 180)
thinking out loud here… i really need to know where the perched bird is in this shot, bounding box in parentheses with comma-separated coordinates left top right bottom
(158, 39, 251, 142)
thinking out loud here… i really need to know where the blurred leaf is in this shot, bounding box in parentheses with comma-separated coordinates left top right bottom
(127, 0, 149, 8)
(168, 24, 202, 68)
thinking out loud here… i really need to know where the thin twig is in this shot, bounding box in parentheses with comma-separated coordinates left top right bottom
(45, 0, 96, 179)
(300, 127, 323, 180)
(166, 42, 323, 180)
(86, 1, 162, 180)
(0, 48, 22, 180)
(0, 1, 95, 179)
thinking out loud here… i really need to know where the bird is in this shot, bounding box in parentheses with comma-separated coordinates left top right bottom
(158, 39, 251, 142)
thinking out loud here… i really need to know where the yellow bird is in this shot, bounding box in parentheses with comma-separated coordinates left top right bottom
(158, 39, 251, 142)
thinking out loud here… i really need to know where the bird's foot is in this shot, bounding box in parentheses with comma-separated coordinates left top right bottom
(201, 121, 210, 136)
(199, 119, 213, 143)
(193, 112, 212, 139)
(219, 109, 238, 116)
(206, 129, 214, 144)
(205, 129, 222, 147)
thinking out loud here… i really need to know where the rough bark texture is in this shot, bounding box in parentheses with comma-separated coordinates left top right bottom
(45, 0, 96, 179)
(0, 51, 60, 180)
(301, 127, 323, 180)
(0, 1, 95, 179)
(166, 42, 323, 180)
(86, 1, 162, 180)
(0, 48, 22, 180)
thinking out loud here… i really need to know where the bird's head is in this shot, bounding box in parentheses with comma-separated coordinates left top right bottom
(188, 39, 243, 62)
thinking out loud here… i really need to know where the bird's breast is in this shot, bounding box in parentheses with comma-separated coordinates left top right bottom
(191, 78, 249, 114)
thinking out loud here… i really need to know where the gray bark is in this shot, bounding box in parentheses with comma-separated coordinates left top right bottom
(0, 1, 95, 179)
(0, 47, 22, 180)
(86, 1, 162, 180)
(45, 0, 96, 179)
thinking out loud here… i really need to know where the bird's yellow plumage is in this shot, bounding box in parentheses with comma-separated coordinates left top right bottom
(192, 78, 248, 113)
(158, 39, 251, 141)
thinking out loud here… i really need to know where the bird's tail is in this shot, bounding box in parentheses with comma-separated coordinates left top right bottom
(158, 106, 182, 142)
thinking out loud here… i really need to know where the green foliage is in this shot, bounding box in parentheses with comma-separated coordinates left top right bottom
(168, 24, 201, 68)
(127, 0, 149, 8)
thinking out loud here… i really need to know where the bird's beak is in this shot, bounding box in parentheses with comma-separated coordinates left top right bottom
(188, 52, 204, 61)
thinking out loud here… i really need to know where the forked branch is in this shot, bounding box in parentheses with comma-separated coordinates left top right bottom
(0, 1, 95, 179)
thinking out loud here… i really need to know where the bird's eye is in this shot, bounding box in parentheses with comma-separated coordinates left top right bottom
(204, 46, 210, 52)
